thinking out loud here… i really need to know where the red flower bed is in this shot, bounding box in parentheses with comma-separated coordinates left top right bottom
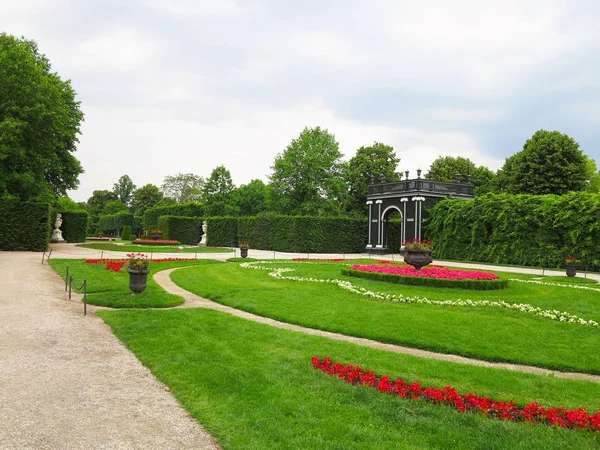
(134, 239, 180, 244)
(350, 264, 498, 280)
(292, 258, 345, 262)
(85, 257, 196, 273)
(312, 357, 600, 432)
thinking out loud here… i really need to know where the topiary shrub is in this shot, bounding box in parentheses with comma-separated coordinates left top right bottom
(0, 200, 52, 251)
(121, 225, 132, 241)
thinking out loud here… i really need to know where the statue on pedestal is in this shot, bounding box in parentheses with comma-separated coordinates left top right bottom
(51, 213, 66, 243)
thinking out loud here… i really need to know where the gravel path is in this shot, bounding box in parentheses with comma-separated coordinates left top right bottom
(0, 251, 218, 450)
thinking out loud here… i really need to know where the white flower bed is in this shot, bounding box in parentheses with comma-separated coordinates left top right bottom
(240, 261, 599, 327)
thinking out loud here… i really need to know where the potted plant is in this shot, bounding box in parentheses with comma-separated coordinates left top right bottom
(402, 238, 433, 271)
(239, 241, 249, 258)
(149, 227, 163, 240)
(126, 252, 150, 293)
(565, 255, 580, 277)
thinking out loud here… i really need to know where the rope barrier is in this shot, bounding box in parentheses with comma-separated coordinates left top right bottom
(66, 266, 87, 315)
(41, 249, 52, 264)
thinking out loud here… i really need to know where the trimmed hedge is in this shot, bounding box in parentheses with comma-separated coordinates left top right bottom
(206, 217, 238, 247)
(158, 215, 203, 245)
(143, 203, 205, 229)
(121, 225, 132, 241)
(0, 201, 51, 251)
(341, 268, 509, 290)
(426, 192, 600, 271)
(58, 211, 89, 243)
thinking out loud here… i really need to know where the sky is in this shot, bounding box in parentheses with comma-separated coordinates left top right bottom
(3, 0, 600, 202)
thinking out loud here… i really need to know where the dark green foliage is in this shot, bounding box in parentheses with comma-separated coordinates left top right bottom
(121, 225, 132, 241)
(342, 268, 509, 290)
(426, 192, 600, 270)
(143, 202, 204, 229)
(158, 215, 203, 245)
(57, 211, 89, 243)
(426, 156, 497, 195)
(0, 200, 51, 250)
(94, 228, 102, 236)
(206, 217, 238, 247)
(98, 212, 134, 235)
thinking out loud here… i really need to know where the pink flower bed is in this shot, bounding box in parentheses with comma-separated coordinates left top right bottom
(350, 264, 498, 280)
(312, 357, 600, 432)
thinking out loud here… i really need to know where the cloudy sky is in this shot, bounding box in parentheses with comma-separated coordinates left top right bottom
(4, 0, 600, 202)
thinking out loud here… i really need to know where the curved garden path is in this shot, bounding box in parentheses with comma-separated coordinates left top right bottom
(155, 267, 600, 385)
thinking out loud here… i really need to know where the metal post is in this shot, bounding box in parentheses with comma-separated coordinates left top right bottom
(41, 251, 45, 265)
(101, 250, 104, 260)
(83, 280, 87, 316)
(65, 267, 69, 291)
(69, 276, 73, 300)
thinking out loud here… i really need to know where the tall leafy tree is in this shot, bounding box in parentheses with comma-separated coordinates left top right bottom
(497, 130, 587, 195)
(161, 173, 204, 203)
(0, 33, 84, 201)
(231, 179, 268, 216)
(270, 126, 346, 216)
(86, 190, 118, 216)
(102, 200, 128, 215)
(426, 156, 496, 195)
(112, 174, 136, 206)
(131, 184, 164, 217)
(344, 142, 400, 215)
(204, 165, 235, 216)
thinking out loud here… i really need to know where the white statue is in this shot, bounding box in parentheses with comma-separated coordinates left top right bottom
(51, 213, 66, 243)
(199, 221, 207, 246)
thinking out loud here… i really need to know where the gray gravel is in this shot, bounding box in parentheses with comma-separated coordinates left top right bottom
(0, 251, 218, 449)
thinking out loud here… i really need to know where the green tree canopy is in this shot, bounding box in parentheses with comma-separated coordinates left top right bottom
(131, 184, 164, 217)
(112, 174, 136, 206)
(426, 156, 496, 195)
(269, 126, 346, 216)
(497, 130, 587, 195)
(231, 179, 268, 216)
(343, 142, 400, 215)
(161, 173, 204, 203)
(86, 190, 118, 216)
(204, 165, 236, 216)
(102, 200, 128, 215)
(0, 33, 84, 201)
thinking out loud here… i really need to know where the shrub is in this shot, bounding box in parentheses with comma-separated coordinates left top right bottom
(0, 201, 52, 251)
(157, 216, 203, 245)
(121, 225, 132, 241)
(56, 211, 89, 243)
(143, 202, 205, 229)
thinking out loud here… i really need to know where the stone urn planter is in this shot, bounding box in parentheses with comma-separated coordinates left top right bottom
(150, 232, 163, 240)
(404, 249, 433, 271)
(240, 247, 248, 258)
(128, 269, 150, 293)
(565, 264, 579, 277)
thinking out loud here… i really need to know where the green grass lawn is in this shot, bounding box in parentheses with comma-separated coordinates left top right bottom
(99, 308, 600, 450)
(76, 241, 234, 253)
(49, 258, 222, 308)
(169, 261, 600, 374)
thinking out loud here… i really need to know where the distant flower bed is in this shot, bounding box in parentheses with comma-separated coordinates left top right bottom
(312, 357, 600, 432)
(85, 257, 195, 273)
(350, 264, 499, 280)
(292, 258, 346, 262)
(133, 239, 181, 245)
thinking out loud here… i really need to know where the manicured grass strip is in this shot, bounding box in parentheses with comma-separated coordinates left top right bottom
(77, 242, 233, 253)
(170, 261, 600, 374)
(48, 258, 222, 308)
(313, 357, 600, 432)
(343, 267, 509, 290)
(98, 308, 600, 449)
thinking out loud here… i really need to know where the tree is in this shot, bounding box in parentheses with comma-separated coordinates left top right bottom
(269, 126, 346, 215)
(426, 156, 496, 195)
(204, 165, 236, 216)
(102, 200, 128, 215)
(131, 184, 164, 217)
(86, 190, 118, 216)
(343, 142, 400, 215)
(0, 33, 84, 201)
(161, 173, 204, 203)
(231, 179, 268, 216)
(112, 174, 136, 206)
(498, 130, 587, 195)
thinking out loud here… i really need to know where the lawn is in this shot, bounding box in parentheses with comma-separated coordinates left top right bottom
(99, 307, 600, 449)
(76, 241, 234, 253)
(169, 260, 600, 374)
(49, 258, 222, 308)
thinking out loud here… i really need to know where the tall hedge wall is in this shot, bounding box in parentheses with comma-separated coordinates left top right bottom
(144, 203, 205, 229)
(426, 192, 600, 270)
(0, 201, 51, 251)
(98, 212, 135, 235)
(225, 215, 368, 253)
(206, 217, 238, 247)
(158, 215, 203, 245)
(58, 211, 89, 243)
